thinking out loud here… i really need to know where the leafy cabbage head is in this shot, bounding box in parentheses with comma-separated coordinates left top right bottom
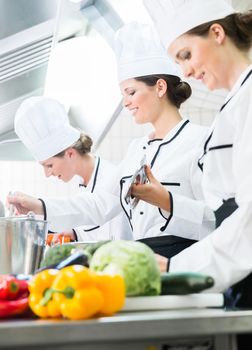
(90, 240, 160, 296)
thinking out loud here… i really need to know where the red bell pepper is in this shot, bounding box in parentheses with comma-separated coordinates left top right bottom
(0, 275, 29, 300)
(0, 297, 29, 318)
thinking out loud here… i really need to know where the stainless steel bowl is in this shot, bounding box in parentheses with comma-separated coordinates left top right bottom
(0, 214, 47, 274)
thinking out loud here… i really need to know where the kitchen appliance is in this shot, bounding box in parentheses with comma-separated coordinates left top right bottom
(0, 213, 47, 274)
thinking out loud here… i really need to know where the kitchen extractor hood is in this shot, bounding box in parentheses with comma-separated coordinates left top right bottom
(0, 0, 123, 160)
(0, 0, 86, 160)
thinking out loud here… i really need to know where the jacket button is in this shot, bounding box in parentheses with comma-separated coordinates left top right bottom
(140, 211, 144, 215)
(143, 146, 146, 150)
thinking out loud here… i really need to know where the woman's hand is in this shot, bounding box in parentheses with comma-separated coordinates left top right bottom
(6, 192, 44, 216)
(131, 165, 171, 211)
(46, 231, 75, 246)
(156, 254, 169, 272)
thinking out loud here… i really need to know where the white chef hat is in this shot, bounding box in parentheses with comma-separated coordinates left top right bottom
(14, 96, 80, 161)
(114, 21, 179, 83)
(143, 0, 235, 50)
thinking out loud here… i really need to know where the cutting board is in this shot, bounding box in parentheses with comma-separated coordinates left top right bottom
(122, 293, 224, 312)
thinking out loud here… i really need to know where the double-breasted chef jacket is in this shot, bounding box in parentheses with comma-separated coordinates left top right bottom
(118, 119, 214, 241)
(170, 64, 252, 292)
(74, 156, 133, 241)
(44, 119, 215, 242)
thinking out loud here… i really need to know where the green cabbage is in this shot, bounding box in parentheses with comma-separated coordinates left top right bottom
(90, 240, 161, 296)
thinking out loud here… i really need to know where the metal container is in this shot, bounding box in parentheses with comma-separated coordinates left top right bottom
(0, 213, 47, 274)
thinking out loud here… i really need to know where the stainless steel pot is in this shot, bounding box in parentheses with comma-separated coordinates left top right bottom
(0, 213, 47, 274)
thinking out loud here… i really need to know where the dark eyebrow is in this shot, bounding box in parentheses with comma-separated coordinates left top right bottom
(176, 51, 182, 60)
(124, 87, 134, 92)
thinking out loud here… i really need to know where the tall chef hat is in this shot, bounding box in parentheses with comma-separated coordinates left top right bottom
(15, 96, 80, 161)
(114, 21, 179, 83)
(143, 0, 235, 50)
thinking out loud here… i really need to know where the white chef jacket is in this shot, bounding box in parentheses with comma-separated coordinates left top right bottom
(170, 64, 252, 292)
(74, 156, 133, 241)
(44, 119, 214, 241)
(118, 119, 214, 240)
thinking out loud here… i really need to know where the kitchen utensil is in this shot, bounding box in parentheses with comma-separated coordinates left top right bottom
(124, 155, 147, 209)
(0, 212, 48, 274)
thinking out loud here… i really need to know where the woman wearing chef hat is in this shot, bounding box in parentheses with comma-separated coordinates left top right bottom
(9, 22, 215, 257)
(113, 21, 214, 256)
(142, 0, 252, 321)
(13, 96, 132, 242)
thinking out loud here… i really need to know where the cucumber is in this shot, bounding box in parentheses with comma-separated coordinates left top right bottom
(160, 272, 214, 295)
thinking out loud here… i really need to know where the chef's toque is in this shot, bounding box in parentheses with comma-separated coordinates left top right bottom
(143, 0, 235, 50)
(15, 96, 80, 161)
(114, 21, 179, 83)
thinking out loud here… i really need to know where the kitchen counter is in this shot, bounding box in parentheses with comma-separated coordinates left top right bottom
(1, 308, 252, 350)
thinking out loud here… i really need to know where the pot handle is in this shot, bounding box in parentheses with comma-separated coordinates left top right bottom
(27, 211, 36, 219)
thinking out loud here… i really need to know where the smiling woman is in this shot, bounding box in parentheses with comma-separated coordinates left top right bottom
(8, 22, 215, 259)
(143, 1, 252, 335)
(168, 29, 238, 91)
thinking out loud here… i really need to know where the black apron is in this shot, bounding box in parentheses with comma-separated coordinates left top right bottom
(138, 235, 197, 259)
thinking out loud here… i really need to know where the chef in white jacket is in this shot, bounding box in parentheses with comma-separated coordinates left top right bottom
(10, 22, 215, 257)
(142, 0, 252, 311)
(13, 96, 132, 242)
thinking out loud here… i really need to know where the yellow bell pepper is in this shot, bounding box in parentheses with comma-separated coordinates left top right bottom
(28, 269, 61, 318)
(95, 274, 125, 316)
(51, 265, 104, 320)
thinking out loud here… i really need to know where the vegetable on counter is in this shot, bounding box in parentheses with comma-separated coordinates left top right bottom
(160, 272, 215, 295)
(28, 269, 61, 318)
(94, 273, 125, 316)
(36, 251, 89, 273)
(28, 265, 126, 320)
(51, 265, 104, 320)
(0, 297, 29, 318)
(0, 275, 30, 318)
(40, 244, 75, 268)
(39, 241, 109, 270)
(90, 240, 161, 297)
(81, 241, 110, 257)
(0, 275, 28, 300)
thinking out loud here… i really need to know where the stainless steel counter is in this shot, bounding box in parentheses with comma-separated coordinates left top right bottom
(1, 308, 252, 349)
